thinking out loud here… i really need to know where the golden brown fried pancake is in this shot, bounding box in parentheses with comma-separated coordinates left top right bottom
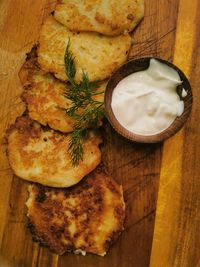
(19, 49, 106, 133)
(19, 49, 74, 133)
(7, 116, 102, 187)
(26, 168, 125, 256)
(38, 16, 131, 82)
(54, 0, 144, 36)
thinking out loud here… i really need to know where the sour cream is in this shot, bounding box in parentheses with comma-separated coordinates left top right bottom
(111, 59, 185, 136)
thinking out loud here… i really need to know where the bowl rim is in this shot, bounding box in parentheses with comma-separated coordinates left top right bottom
(104, 57, 193, 143)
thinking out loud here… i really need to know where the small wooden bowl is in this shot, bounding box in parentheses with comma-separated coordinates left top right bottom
(104, 57, 193, 143)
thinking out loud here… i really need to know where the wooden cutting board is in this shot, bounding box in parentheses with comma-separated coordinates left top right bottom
(0, 0, 199, 267)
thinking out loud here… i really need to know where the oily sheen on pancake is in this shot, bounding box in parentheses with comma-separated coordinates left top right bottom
(54, 0, 144, 36)
(38, 16, 131, 82)
(19, 48, 106, 133)
(26, 168, 125, 256)
(7, 116, 102, 188)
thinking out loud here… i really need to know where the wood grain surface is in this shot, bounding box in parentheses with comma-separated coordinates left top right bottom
(150, 0, 200, 266)
(0, 0, 199, 267)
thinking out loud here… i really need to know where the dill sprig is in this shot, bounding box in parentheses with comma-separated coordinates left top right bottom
(64, 40, 105, 166)
(68, 129, 87, 166)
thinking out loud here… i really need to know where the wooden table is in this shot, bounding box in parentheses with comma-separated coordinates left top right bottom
(0, 0, 199, 266)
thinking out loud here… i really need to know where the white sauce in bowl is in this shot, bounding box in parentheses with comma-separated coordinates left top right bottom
(111, 59, 185, 136)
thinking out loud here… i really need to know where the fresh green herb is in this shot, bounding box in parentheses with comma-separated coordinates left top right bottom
(68, 129, 87, 167)
(64, 39, 105, 166)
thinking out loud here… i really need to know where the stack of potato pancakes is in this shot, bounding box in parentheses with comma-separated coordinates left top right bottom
(6, 0, 144, 256)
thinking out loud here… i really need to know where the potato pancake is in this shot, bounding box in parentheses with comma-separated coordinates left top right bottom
(19, 48, 106, 133)
(26, 168, 125, 256)
(7, 116, 102, 187)
(38, 16, 131, 82)
(54, 0, 144, 36)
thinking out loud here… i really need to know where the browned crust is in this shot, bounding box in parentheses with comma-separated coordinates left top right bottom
(18, 46, 40, 87)
(18, 45, 106, 133)
(18, 47, 75, 133)
(6, 115, 40, 138)
(7, 115, 102, 187)
(26, 168, 125, 256)
(54, 0, 144, 36)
